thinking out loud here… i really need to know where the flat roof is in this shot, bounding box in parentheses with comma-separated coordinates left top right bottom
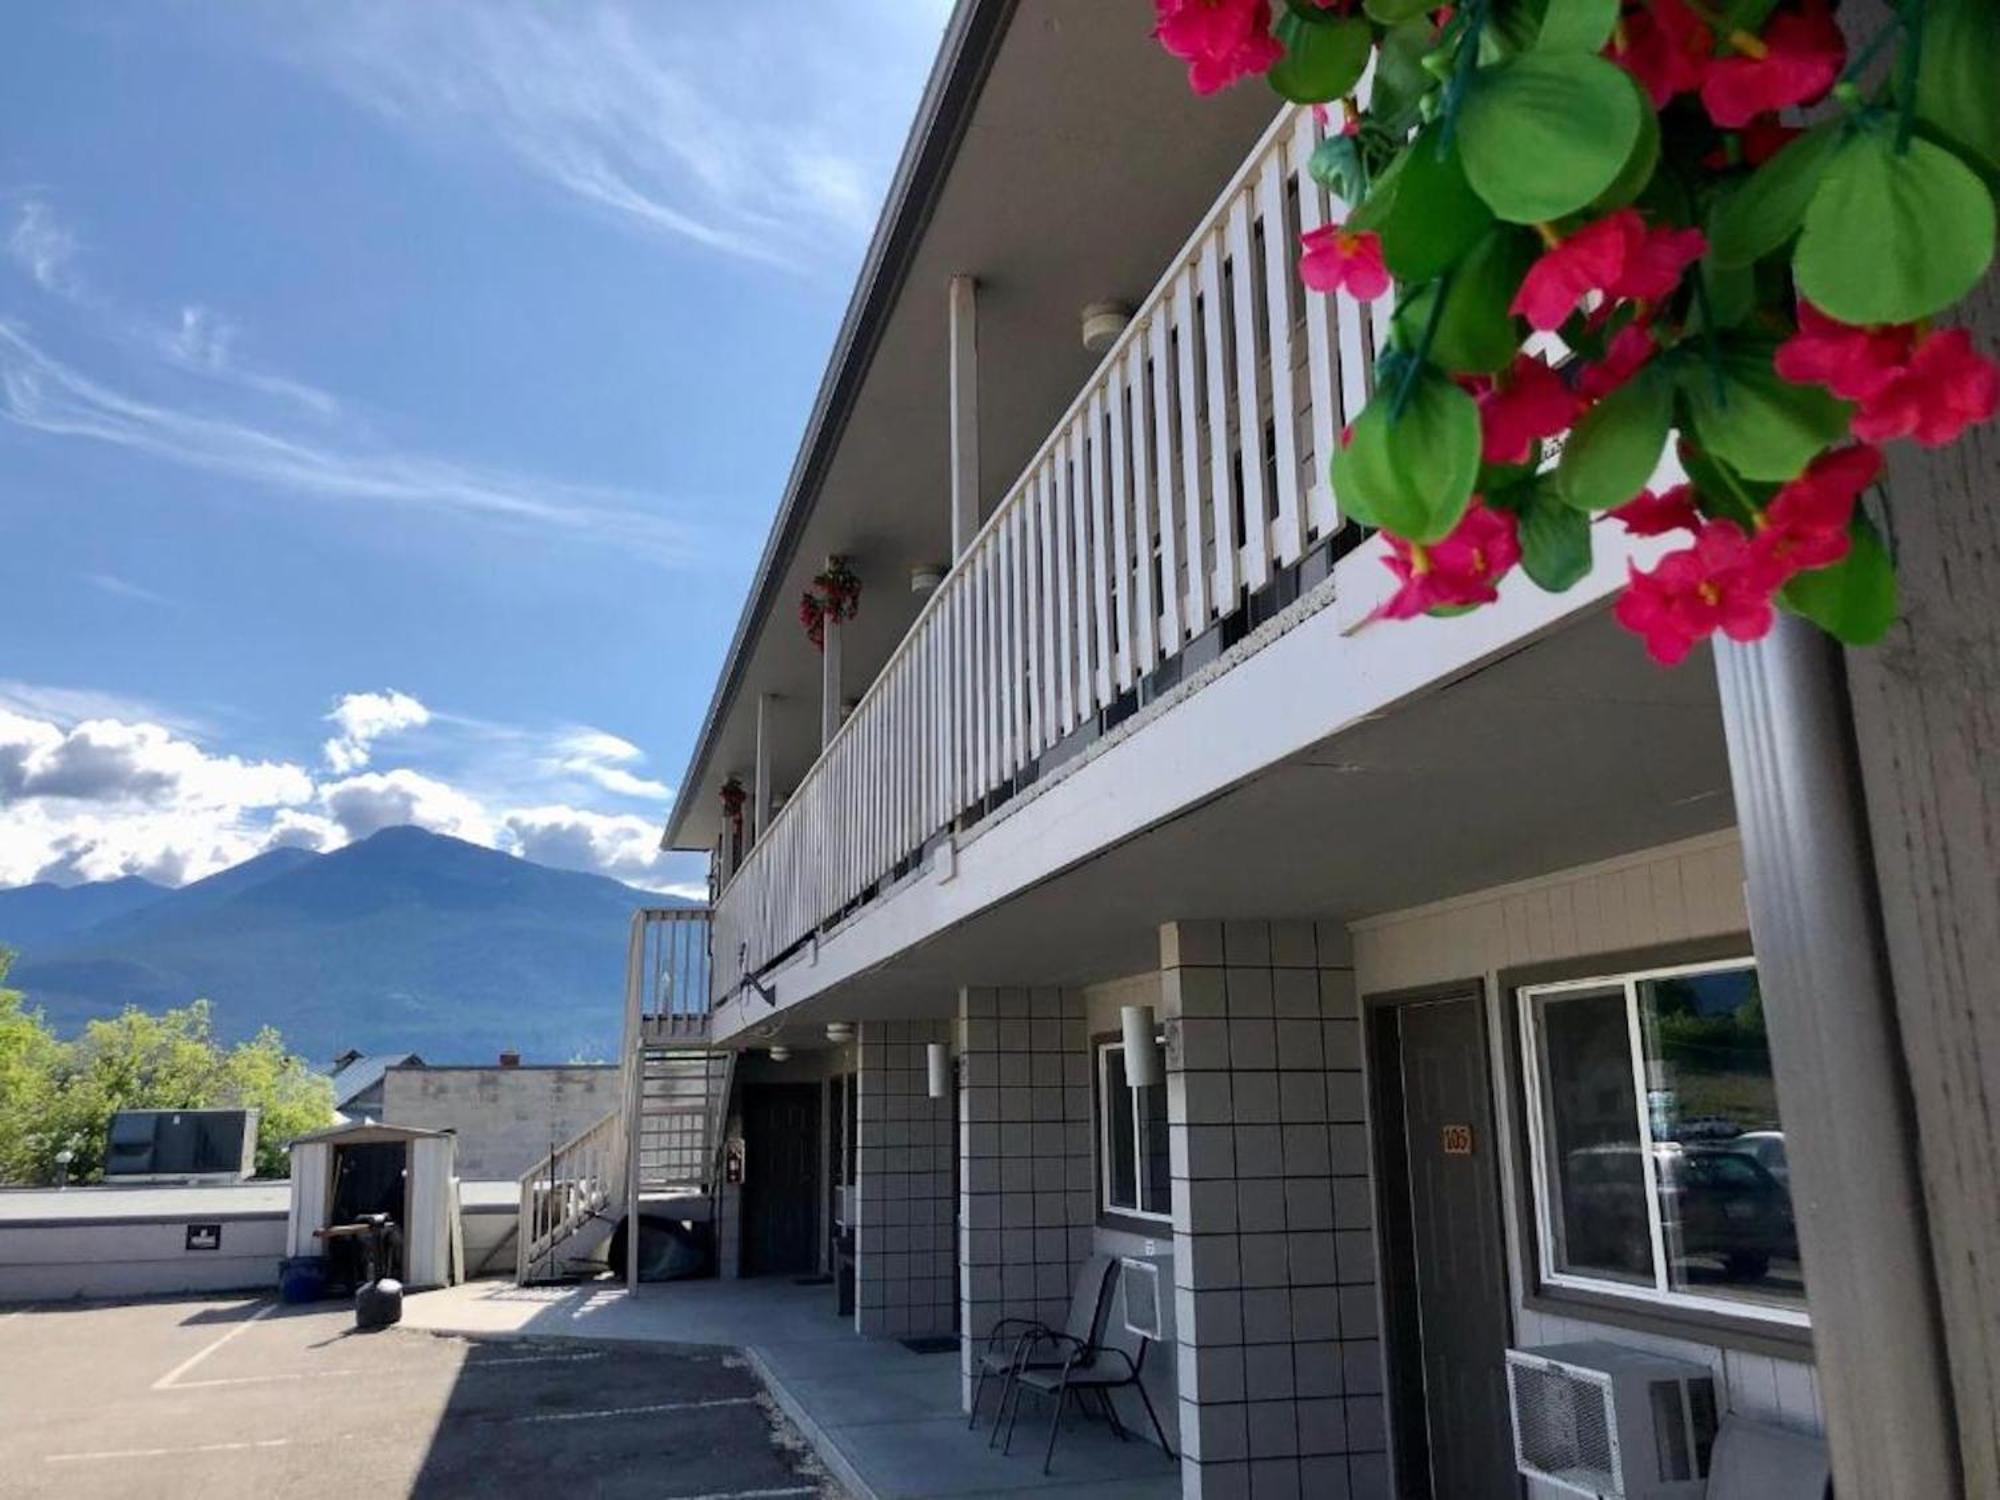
(0, 1178, 525, 1226)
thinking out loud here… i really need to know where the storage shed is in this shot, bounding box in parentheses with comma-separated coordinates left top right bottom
(287, 1121, 463, 1289)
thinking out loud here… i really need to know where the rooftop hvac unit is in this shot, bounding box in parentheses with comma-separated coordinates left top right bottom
(1506, 1342, 1719, 1500)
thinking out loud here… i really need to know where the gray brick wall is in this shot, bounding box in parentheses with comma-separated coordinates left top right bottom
(855, 1019, 956, 1337)
(1161, 920, 1388, 1500)
(957, 985, 1096, 1408)
(381, 1065, 617, 1179)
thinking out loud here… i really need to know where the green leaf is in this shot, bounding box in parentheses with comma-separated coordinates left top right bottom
(1795, 128, 1997, 325)
(1518, 480, 1594, 590)
(1676, 438, 1771, 529)
(1309, 132, 1366, 201)
(1678, 338, 1853, 482)
(1695, 260, 1756, 331)
(1391, 228, 1535, 373)
(1371, 21, 1439, 134)
(1329, 371, 1482, 542)
(1487, 0, 1550, 54)
(1558, 366, 1673, 510)
(1459, 54, 1644, 223)
(1536, 0, 1619, 52)
(1588, 72, 1661, 214)
(1781, 516, 1898, 645)
(1914, 0, 2000, 177)
(1270, 13, 1375, 103)
(1364, 0, 1437, 20)
(1706, 123, 1842, 268)
(1372, 129, 1495, 282)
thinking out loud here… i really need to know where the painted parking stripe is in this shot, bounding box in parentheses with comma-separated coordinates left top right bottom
(168, 1348, 608, 1390)
(664, 1489, 817, 1500)
(151, 1300, 275, 1390)
(517, 1396, 758, 1424)
(47, 1438, 289, 1464)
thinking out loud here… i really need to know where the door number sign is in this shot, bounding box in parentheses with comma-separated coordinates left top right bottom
(1441, 1124, 1474, 1156)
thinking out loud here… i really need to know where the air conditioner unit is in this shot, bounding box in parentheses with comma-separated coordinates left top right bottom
(1506, 1341, 1719, 1500)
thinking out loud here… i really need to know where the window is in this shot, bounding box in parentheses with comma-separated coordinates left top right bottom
(1097, 1038, 1170, 1224)
(1519, 958, 1807, 1327)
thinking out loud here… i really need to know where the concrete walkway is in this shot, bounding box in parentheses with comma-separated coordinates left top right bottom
(404, 1278, 1180, 1500)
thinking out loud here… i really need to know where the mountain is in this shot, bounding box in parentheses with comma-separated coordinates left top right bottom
(4, 827, 692, 1065)
(0, 875, 168, 951)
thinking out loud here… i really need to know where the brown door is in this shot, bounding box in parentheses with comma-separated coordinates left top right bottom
(741, 1083, 819, 1277)
(1371, 990, 1518, 1499)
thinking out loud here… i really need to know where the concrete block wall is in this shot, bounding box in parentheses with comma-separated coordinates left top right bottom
(854, 1019, 956, 1337)
(958, 985, 1096, 1408)
(1162, 919, 1389, 1500)
(381, 1064, 618, 1179)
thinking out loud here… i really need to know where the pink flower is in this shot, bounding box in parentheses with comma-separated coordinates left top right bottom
(1776, 302, 1917, 404)
(1701, 0, 1845, 129)
(1609, 0, 1712, 107)
(1852, 329, 2000, 447)
(1754, 445, 1881, 577)
(1705, 115, 1800, 168)
(1510, 212, 1705, 332)
(1155, 0, 1284, 95)
(1378, 503, 1522, 619)
(1578, 323, 1658, 400)
(1476, 355, 1586, 464)
(1611, 484, 1701, 537)
(1614, 520, 1786, 664)
(1299, 224, 1391, 300)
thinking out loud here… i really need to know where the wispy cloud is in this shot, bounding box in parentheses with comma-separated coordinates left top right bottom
(0, 321, 700, 562)
(277, 0, 948, 266)
(5, 200, 79, 294)
(82, 572, 175, 608)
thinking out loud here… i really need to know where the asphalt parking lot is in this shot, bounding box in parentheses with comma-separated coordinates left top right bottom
(0, 1295, 843, 1500)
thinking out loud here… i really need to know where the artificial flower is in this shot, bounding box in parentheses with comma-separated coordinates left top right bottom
(1614, 520, 1785, 664)
(1578, 323, 1658, 400)
(1610, 223, 1708, 304)
(1475, 355, 1586, 465)
(1299, 224, 1391, 300)
(1511, 211, 1704, 332)
(1155, 0, 1284, 95)
(1610, 485, 1702, 537)
(1852, 329, 2000, 448)
(1609, 0, 1712, 107)
(1700, 0, 1845, 129)
(1378, 503, 1522, 619)
(1754, 445, 1882, 576)
(1776, 302, 1917, 403)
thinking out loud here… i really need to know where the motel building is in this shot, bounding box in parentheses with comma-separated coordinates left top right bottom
(513, 3, 1999, 1497)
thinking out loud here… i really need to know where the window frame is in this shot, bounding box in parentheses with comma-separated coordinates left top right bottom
(1093, 1033, 1172, 1232)
(1512, 949, 1812, 1342)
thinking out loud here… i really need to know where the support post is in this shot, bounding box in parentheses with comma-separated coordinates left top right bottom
(1714, 619, 1960, 1498)
(821, 613, 842, 751)
(949, 274, 980, 559)
(753, 694, 775, 843)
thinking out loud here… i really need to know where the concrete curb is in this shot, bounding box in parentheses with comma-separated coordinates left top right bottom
(742, 1342, 879, 1500)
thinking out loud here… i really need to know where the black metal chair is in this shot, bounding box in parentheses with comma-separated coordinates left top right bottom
(966, 1252, 1116, 1443)
(998, 1263, 1176, 1475)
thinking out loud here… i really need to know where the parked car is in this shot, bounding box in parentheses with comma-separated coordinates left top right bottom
(1728, 1130, 1790, 1190)
(1663, 1146, 1797, 1282)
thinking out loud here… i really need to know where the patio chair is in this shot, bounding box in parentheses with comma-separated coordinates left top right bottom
(998, 1263, 1176, 1474)
(966, 1252, 1117, 1442)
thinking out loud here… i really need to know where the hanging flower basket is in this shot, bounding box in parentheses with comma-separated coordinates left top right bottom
(799, 557, 862, 651)
(1153, 0, 1998, 663)
(719, 776, 747, 833)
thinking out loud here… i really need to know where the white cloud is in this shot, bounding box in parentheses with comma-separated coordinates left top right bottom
(278, 0, 948, 266)
(549, 727, 670, 801)
(5, 200, 79, 294)
(82, 571, 174, 607)
(159, 304, 341, 418)
(0, 321, 699, 562)
(320, 767, 498, 845)
(323, 689, 431, 773)
(501, 804, 689, 891)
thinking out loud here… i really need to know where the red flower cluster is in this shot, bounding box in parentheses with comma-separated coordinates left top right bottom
(1511, 210, 1706, 332)
(1155, 0, 1283, 95)
(1606, 0, 1844, 129)
(1613, 447, 1882, 663)
(1299, 224, 1390, 301)
(1377, 503, 1522, 619)
(799, 561, 862, 652)
(1470, 354, 1586, 465)
(1778, 303, 2000, 448)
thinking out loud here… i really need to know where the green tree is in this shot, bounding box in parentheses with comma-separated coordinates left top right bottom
(0, 972, 334, 1185)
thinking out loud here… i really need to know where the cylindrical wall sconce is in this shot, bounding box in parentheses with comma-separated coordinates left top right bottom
(1121, 1004, 1163, 1088)
(927, 1041, 951, 1100)
(768, 1045, 791, 1062)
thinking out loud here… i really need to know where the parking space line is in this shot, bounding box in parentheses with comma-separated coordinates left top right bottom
(517, 1396, 758, 1424)
(167, 1347, 608, 1390)
(47, 1438, 290, 1464)
(665, 1489, 817, 1500)
(150, 1301, 275, 1390)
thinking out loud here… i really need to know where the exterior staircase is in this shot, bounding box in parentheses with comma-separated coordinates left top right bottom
(515, 906, 732, 1284)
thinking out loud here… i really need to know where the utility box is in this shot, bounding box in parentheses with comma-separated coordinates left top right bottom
(103, 1109, 260, 1182)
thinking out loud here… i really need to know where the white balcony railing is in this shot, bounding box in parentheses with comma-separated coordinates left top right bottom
(713, 104, 1386, 1005)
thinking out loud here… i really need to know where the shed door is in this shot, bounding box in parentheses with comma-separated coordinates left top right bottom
(1374, 992, 1518, 1499)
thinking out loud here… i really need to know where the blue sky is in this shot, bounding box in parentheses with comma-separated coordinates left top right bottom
(0, 1, 949, 894)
